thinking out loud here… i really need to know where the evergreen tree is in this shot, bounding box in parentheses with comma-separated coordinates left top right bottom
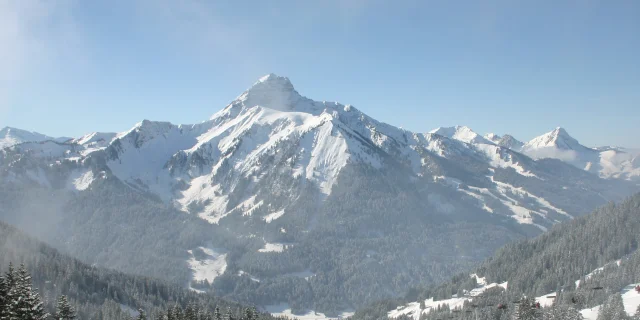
(171, 305, 184, 320)
(136, 308, 147, 320)
(185, 303, 198, 320)
(56, 295, 76, 320)
(199, 306, 213, 320)
(214, 306, 222, 320)
(544, 305, 582, 320)
(0, 263, 16, 319)
(226, 307, 236, 320)
(244, 307, 254, 320)
(10, 264, 49, 320)
(515, 297, 538, 320)
(598, 294, 627, 320)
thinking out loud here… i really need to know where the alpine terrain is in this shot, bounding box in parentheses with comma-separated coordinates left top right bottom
(1, 74, 638, 316)
(363, 192, 640, 320)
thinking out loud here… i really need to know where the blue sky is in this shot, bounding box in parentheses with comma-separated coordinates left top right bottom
(1, 0, 638, 147)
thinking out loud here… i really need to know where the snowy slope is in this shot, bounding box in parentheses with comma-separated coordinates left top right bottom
(1, 74, 636, 229)
(430, 126, 493, 145)
(1, 73, 639, 315)
(580, 283, 640, 320)
(186, 247, 228, 291)
(72, 132, 117, 155)
(483, 133, 524, 151)
(390, 259, 631, 320)
(389, 274, 508, 320)
(522, 127, 640, 181)
(0, 127, 70, 148)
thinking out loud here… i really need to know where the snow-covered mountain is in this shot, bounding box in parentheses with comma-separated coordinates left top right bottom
(5, 75, 627, 228)
(484, 133, 524, 150)
(0, 74, 638, 314)
(520, 127, 640, 181)
(0, 127, 71, 149)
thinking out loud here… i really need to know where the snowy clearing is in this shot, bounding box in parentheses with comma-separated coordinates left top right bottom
(258, 242, 293, 253)
(581, 283, 640, 320)
(389, 275, 508, 320)
(265, 303, 354, 320)
(186, 247, 227, 288)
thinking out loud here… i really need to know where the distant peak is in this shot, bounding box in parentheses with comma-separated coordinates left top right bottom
(498, 134, 524, 150)
(552, 127, 569, 136)
(0, 126, 45, 137)
(429, 126, 491, 144)
(484, 133, 501, 143)
(1, 126, 20, 133)
(429, 125, 473, 135)
(547, 127, 574, 141)
(524, 127, 587, 151)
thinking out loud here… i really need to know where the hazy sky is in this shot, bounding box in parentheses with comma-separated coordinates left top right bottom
(1, 0, 638, 147)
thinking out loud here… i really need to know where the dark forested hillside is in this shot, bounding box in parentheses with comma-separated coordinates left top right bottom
(0, 221, 286, 320)
(352, 193, 640, 320)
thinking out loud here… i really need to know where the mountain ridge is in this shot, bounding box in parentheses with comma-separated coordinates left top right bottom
(0, 74, 638, 315)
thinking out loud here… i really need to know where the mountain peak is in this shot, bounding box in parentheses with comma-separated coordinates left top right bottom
(0, 126, 58, 149)
(526, 127, 581, 150)
(483, 133, 523, 150)
(1, 126, 24, 135)
(251, 73, 295, 93)
(484, 133, 501, 143)
(499, 134, 524, 150)
(257, 73, 291, 84)
(429, 126, 492, 145)
(551, 126, 570, 137)
(232, 73, 304, 112)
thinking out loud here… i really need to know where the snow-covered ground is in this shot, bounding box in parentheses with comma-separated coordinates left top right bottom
(264, 209, 285, 223)
(535, 292, 557, 308)
(390, 259, 631, 320)
(389, 274, 507, 320)
(580, 283, 640, 320)
(580, 306, 601, 320)
(67, 169, 95, 191)
(186, 247, 227, 291)
(265, 303, 354, 320)
(258, 242, 293, 253)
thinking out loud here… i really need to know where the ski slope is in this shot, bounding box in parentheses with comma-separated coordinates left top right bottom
(580, 283, 640, 320)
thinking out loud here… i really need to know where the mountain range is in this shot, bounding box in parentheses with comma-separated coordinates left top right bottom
(0, 74, 638, 316)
